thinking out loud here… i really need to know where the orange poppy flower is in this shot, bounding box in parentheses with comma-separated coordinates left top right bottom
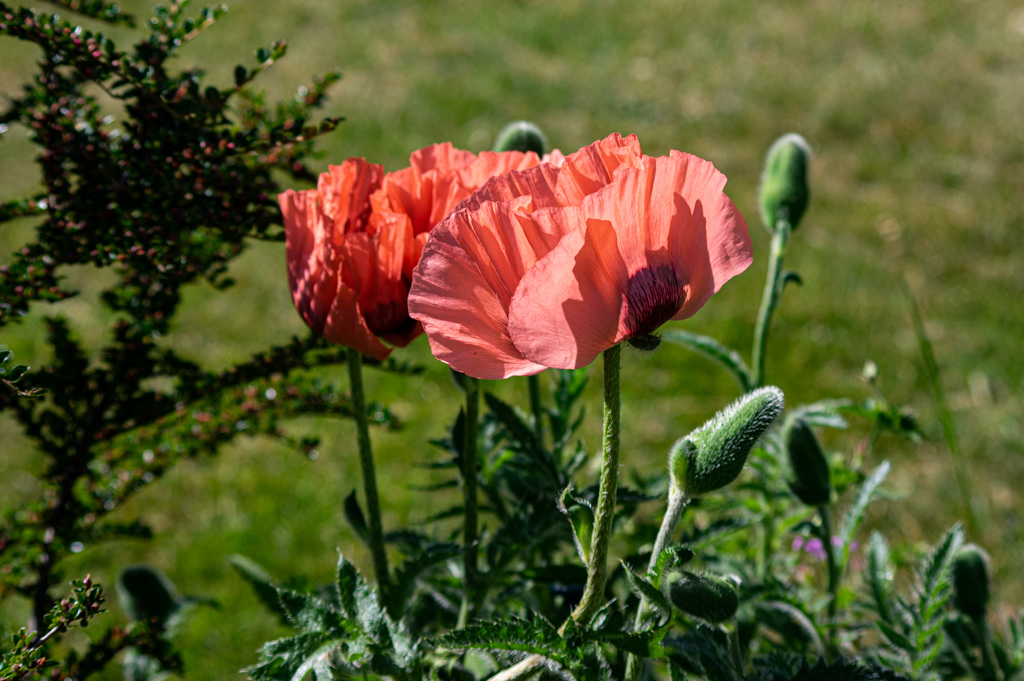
(280, 145, 543, 359)
(407, 134, 752, 378)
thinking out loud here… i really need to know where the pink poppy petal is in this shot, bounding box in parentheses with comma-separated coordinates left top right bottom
(508, 216, 627, 370)
(317, 158, 382, 235)
(408, 227, 547, 379)
(554, 132, 643, 206)
(320, 282, 392, 360)
(282, 188, 340, 336)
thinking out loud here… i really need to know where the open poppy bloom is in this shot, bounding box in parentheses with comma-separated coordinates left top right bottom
(407, 133, 753, 379)
(280, 145, 543, 359)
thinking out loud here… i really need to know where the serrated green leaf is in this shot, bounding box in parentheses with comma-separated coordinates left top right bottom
(919, 525, 963, 600)
(485, 392, 542, 454)
(436, 616, 566, 661)
(277, 588, 338, 633)
(332, 553, 385, 639)
(838, 460, 890, 560)
(229, 555, 291, 623)
(865, 532, 894, 625)
(389, 541, 461, 618)
(877, 619, 915, 652)
(621, 562, 671, 626)
(587, 628, 666, 659)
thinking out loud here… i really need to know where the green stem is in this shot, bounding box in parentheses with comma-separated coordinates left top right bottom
(484, 348, 621, 681)
(527, 373, 544, 445)
(818, 503, 838, 661)
(458, 377, 481, 627)
(346, 349, 389, 600)
(751, 219, 791, 388)
(624, 484, 690, 681)
(569, 345, 622, 625)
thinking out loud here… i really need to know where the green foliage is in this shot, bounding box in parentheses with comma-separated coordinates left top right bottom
(0, 1, 356, 677)
(244, 554, 422, 681)
(867, 526, 963, 678)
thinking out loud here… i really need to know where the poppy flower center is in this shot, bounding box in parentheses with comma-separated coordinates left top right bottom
(624, 265, 685, 340)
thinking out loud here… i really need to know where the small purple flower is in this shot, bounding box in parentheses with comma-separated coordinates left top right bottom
(792, 535, 858, 561)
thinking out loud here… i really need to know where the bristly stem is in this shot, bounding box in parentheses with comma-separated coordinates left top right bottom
(751, 218, 791, 388)
(458, 376, 481, 627)
(624, 484, 690, 681)
(570, 344, 622, 625)
(484, 348, 621, 681)
(346, 348, 389, 601)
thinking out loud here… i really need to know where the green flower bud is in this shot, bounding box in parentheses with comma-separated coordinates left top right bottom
(660, 569, 738, 624)
(493, 121, 548, 155)
(784, 416, 831, 506)
(758, 133, 810, 233)
(952, 544, 991, 618)
(118, 565, 177, 623)
(670, 386, 785, 496)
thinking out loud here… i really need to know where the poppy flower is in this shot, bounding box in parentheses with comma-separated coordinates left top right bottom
(280, 144, 544, 360)
(407, 134, 753, 379)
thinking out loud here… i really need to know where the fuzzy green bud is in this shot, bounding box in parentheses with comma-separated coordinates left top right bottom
(660, 569, 738, 624)
(784, 416, 831, 506)
(952, 544, 991, 618)
(759, 133, 810, 233)
(493, 121, 548, 155)
(118, 565, 177, 623)
(670, 386, 785, 496)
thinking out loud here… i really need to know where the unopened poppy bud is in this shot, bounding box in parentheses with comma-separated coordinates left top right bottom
(493, 121, 548, 155)
(952, 544, 991, 618)
(118, 565, 177, 623)
(784, 416, 831, 506)
(759, 133, 810, 233)
(660, 569, 738, 624)
(670, 386, 785, 496)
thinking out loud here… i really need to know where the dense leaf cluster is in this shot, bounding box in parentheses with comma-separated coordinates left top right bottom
(0, 1, 365, 677)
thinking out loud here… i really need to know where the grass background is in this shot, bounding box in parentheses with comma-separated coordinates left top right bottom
(2, 0, 1023, 677)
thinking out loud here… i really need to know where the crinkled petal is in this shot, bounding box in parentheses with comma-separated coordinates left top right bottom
(281, 188, 339, 337)
(508, 216, 626, 370)
(408, 224, 547, 379)
(321, 281, 392, 360)
(317, 158, 382, 235)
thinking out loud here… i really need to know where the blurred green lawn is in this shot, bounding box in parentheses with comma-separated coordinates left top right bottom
(2, 0, 1024, 678)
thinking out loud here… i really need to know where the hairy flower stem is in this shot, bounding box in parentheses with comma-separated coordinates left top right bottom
(347, 349, 389, 601)
(624, 484, 690, 681)
(527, 374, 544, 444)
(570, 344, 622, 625)
(458, 377, 481, 627)
(751, 219, 791, 388)
(818, 503, 839, 660)
(484, 348, 622, 681)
